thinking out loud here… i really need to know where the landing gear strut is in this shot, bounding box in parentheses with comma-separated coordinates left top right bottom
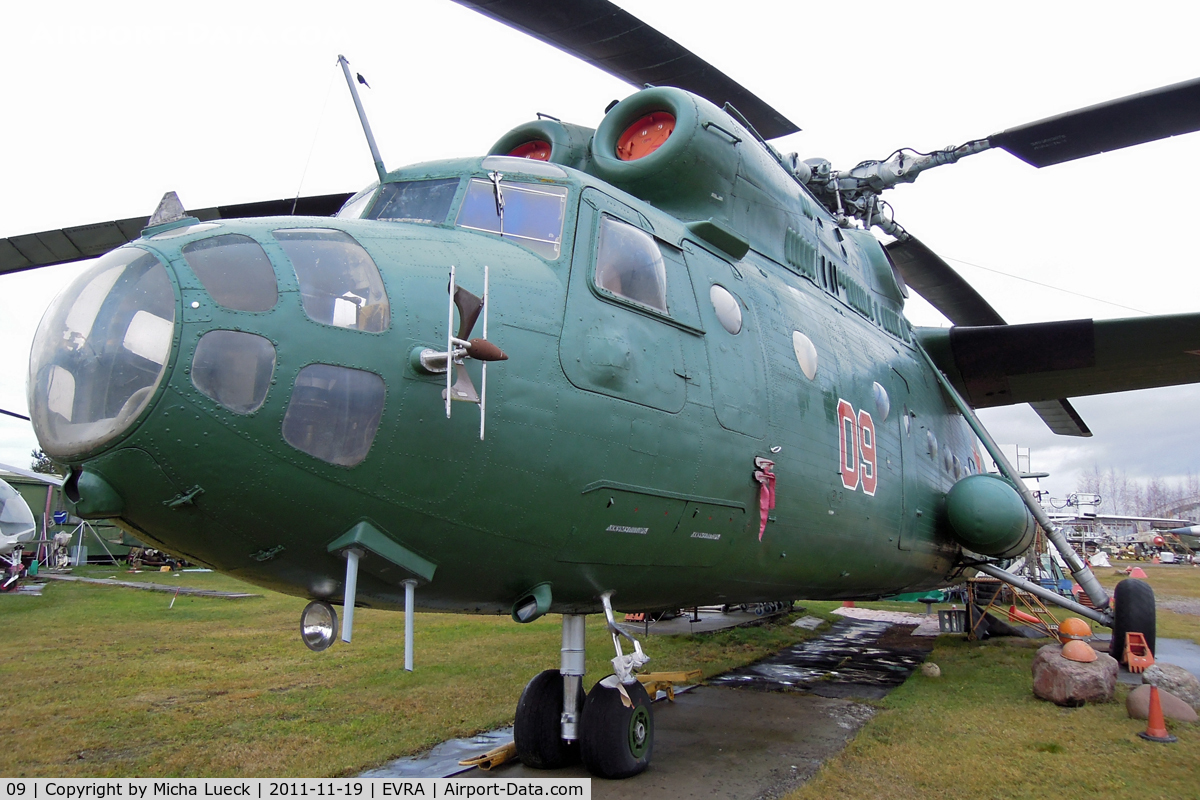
(514, 614, 586, 769)
(513, 596, 655, 779)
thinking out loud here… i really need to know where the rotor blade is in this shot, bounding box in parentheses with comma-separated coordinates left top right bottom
(891, 236, 1093, 436)
(884, 237, 1004, 327)
(0, 463, 64, 487)
(1028, 399, 1092, 438)
(453, 0, 799, 140)
(989, 76, 1200, 167)
(0, 192, 354, 275)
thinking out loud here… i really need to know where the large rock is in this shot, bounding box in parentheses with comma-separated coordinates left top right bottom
(1126, 684, 1199, 722)
(1142, 663, 1200, 709)
(1031, 644, 1118, 706)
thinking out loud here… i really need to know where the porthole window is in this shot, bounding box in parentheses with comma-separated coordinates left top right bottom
(927, 430, 938, 459)
(282, 364, 385, 467)
(594, 216, 667, 313)
(182, 234, 278, 312)
(273, 229, 390, 333)
(191, 330, 276, 414)
(792, 331, 818, 380)
(872, 381, 890, 422)
(710, 284, 742, 334)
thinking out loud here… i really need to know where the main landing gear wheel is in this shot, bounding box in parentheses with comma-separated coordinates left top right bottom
(514, 670, 583, 769)
(579, 675, 654, 779)
(1109, 578, 1156, 658)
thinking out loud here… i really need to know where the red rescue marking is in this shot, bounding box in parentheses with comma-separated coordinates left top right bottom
(838, 399, 859, 491)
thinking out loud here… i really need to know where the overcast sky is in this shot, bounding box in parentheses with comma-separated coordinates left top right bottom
(2, 1, 1199, 507)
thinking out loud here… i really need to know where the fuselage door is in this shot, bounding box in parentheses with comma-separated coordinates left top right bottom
(559, 189, 699, 412)
(683, 242, 768, 438)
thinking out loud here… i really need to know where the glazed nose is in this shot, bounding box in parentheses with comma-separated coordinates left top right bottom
(28, 246, 177, 459)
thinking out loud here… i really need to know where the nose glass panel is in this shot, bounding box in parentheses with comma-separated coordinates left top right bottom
(182, 234, 278, 312)
(191, 330, 277, 414)
(273, 229, 389, 333)
(29, 247, 176, 458)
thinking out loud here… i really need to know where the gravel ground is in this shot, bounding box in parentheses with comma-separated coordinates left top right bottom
(1160, 597, 1200, 616)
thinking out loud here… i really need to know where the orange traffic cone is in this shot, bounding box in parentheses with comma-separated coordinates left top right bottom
(1138, 685, 1178, 743)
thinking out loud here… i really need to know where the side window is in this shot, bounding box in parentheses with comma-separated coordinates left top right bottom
(182, 234, 278, 312)
(272, 229, 390, 333)
(282, 364, 385, 467)
(367, 178, 459, 224)
(594, 215, 667, 313)
(191, 330, 276, 414)
(336, 184, 379, 219)
(455, 178, 568, 259)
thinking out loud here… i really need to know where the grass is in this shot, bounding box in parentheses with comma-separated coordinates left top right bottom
(8, 563, 1198, 792)
(1, 565, 830, 777)
(787, 564, 1200, 800)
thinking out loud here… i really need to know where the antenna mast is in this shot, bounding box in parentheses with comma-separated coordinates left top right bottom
(337, 55, 387, 182)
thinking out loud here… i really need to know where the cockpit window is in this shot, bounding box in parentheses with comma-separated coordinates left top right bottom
(28, 247, 176, 458)
(455, 178, 567, 259)
(282, 364, 385, 467)
(594, 216, 667, 313)
(367, 178, 460, 224)
(191, 330, 276, 414)
(336, 184, 379, 220)
(272, 229, 390, 333)
(182, 234, 278, 312)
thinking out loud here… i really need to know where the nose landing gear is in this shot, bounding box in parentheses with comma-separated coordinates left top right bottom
(579, 675, 654, 778)
(513, 594, 655, 779)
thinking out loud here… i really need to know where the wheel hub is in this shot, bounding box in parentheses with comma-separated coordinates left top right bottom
(628, 706, 650, 757)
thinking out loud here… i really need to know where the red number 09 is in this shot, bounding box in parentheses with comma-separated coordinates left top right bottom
(837, 399, 877, 496)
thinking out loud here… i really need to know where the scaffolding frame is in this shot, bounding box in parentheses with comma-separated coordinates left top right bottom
(966, 576, 1063, 641)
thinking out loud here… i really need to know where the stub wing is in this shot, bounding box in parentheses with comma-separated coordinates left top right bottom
(916, 313, 1200, 414)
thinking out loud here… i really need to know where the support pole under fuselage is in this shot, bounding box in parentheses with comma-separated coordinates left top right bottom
(341, 548, 362, 643)
(404, 579, 417, 672)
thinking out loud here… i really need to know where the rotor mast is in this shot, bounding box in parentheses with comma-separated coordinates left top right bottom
(797, 139, 993, 238)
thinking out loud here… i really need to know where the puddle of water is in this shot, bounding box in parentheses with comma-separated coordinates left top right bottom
(359, 727, 514, 778)
(708, 619, 931, 699)
(361, 620, 928, 778)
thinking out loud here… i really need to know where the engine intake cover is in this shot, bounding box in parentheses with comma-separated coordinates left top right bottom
(591, 87, 742, 223)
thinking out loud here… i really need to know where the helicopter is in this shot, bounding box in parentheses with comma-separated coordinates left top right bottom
(2, 0, 1199, 780)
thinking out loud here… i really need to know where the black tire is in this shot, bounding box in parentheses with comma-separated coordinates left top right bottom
(1109, 578, 1156, 658)
(514, 670, 583, 769)
(579, 675, 654, 779)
